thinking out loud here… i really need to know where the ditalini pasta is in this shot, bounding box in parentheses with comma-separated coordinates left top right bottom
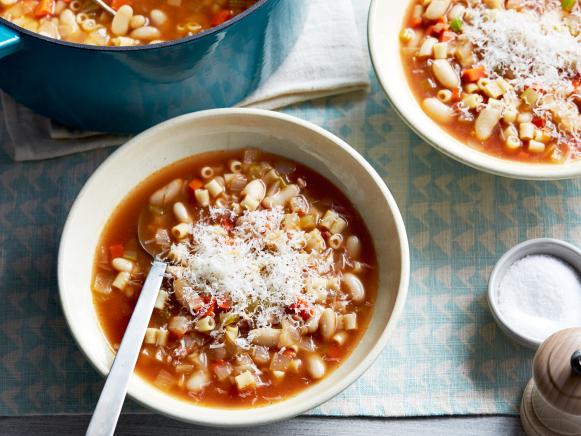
(400, 0, 581, 163)
(92, 149, 378, 407)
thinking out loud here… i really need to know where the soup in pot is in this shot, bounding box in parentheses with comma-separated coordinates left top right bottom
(0, 0, 258, 46)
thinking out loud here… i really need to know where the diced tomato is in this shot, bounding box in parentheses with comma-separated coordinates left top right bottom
(220, 216, 235, 232)
(462, 66, 487, 82)
(216, 296, 231, 310)
(211, 9, 233, 27)
(34, 0, 55, 17)
(198, 297, 216, 318)
(188, 178, 204, 193)
(289, 298, 314, 321)
(110, 0, 131, 9)
(532, 116, 546, 128)
(109, 244, 124, 259)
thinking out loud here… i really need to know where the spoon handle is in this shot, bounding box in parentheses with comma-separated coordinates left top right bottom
(87, 260, 167, 436)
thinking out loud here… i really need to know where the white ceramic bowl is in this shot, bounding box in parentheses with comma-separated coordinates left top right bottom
(58, 108, 410, 427)
(368, 0, 581, 180)
(488, 238, 581, 349)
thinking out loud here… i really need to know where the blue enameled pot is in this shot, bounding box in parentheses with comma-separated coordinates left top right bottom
(0, 0, 307, 133)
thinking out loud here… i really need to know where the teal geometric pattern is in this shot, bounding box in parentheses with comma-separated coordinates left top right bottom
(1, 0, 580, 417)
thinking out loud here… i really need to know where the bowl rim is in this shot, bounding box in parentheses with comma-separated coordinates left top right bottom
(367, 0, 581, 180)
(0, 0, 269, 53)
(487, 238, 581, 349)
(57, 108, 411, 426)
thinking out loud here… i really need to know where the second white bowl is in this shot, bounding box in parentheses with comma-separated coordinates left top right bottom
(367, 0, 581, 180)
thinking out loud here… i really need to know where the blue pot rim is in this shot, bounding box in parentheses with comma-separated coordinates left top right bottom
(0, 0, 270, 52)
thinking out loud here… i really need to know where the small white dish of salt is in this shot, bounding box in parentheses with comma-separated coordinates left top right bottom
(488, 238, 581, 349)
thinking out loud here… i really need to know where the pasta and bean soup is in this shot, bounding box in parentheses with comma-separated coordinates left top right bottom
(0, 0, 258, 46)
(400, 0, 581, 163)
(92, 149, 377, 407)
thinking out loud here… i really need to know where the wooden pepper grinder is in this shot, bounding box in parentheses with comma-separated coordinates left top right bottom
(521, 328, 581, 436)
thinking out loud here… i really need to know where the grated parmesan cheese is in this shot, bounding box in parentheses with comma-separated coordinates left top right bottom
(462, 0, 581, 152)
(167, 206, 337, 342)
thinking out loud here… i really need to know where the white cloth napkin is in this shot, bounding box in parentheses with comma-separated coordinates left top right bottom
(2, 0, 369, 161)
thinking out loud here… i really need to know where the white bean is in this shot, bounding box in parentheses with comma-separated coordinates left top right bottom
(345, 235, 362, 260)
(249, 328, 281, 347)
(130, 14, 146, 29)
(424, 0, 451, 20)
(305, 354, 325, 379)
(149, 179, 183, 207)
(432, 59, 460, 89)
(173, 202, 192, 224)
(150, 9, 168, 27)
(343, 273, 365, 303)
(130, 26, 161, 41)
(111, 5, 133, 36)
(319, 308, 337, 341)
(475, 106, 502, 140)
(422, 98, 454, 123)
(112, 257, 133, 273)
(59, 9, 79, 37)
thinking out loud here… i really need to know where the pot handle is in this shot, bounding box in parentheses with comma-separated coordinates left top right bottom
(0, 24, 21, 60)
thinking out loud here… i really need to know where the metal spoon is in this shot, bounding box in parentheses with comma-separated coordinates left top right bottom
(93, 0, 115, 15)
(87, 207, 167, 436)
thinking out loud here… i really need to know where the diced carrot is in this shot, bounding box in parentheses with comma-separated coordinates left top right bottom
(211, 9, 233, 27)
(188, 178, 203, 192)
(440, 31, 454, 42)
(110, 0, 131, 10)
(409, 16, 422, 27)
(34, 0, 55, 17)
(462, 66, 487, 82)
(109, 244, 124, 259)
(451, 88, 462, 101)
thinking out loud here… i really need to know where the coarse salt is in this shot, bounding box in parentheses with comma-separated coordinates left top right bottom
(496, 254, 581, 342)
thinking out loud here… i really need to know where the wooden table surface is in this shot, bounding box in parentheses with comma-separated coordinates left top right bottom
(0, 414, 524, 435)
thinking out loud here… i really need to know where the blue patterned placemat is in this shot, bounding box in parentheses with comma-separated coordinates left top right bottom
(1, 1, 580, 417)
